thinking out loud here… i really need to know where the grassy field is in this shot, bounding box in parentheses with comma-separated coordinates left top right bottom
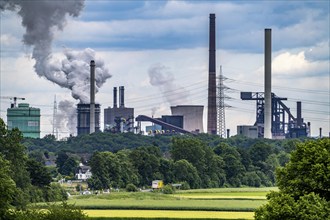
(45, 187, 276, 219)
(173, 187, 278, 200)
(67, 197, 265, 211)
(84, 210, 255, 219)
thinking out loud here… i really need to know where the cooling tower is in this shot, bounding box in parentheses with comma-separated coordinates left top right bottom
(77, 103, 100, 135)
(171, 105, 204, 133)
(207, 13, 217, 134)
(264, 29, 272, 139)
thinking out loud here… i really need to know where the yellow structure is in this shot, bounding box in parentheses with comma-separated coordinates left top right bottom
(152, 180, 164, 189)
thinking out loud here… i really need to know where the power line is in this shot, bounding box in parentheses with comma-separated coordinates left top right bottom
(226, 77, 329, 95)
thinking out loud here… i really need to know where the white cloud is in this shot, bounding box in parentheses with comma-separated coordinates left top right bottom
(305, 41, 330, 61)
(0, 34, 20, 46)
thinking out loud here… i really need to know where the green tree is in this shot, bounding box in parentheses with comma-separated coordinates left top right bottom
(116, 150, 139, 187)
(172, 137, 225, 187)
(276, 138, 330, 200)
(214, 143, 245, 186)
(28, 150, 45, 163)
(171, 138, 206, 173)
(0, 154, 16, 217)
(55, 151, 69, 171)
(88, 152, 111, 189)
(0, 119, 30, 189)
(129, 146, 161, 186)
(172, 159, 201, 189)
(249, 141, 273, 166)
(60, 157, 78, 176)
(255, 191, 330, 220)
(159, 158, 174, 184)
(255, 138, 330, 219)
(26, 158, 52, 187)
(0, 118, 31, 209)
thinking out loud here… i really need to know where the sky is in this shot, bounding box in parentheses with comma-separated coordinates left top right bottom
(0, 0, 329, 139)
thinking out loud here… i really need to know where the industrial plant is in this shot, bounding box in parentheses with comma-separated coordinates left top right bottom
(4, 13, 312, 140)
(104, 86, 134, 133)
(6, 102, 40, 138)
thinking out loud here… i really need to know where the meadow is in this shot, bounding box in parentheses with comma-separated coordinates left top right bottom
(64, 187, 277, 219)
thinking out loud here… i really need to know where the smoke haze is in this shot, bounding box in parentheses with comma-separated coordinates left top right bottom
(0, 0, 111, 103)
(55, 100, 77, 136)
(1, 0, 112, 136)
(148, 64, 189, 106)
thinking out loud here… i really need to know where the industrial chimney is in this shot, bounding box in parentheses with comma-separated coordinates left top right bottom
(264, 29, 272, 139)
(297, 101, 302, 128)
(113, 87, 118, 108)
(90, 60, 95, 134)
(119, 86, 125, 108)
(307, 122, 311, 137)
(207, 13, 217, 134)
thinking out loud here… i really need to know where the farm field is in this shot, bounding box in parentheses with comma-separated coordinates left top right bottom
(64, 187, 276, 219)
(85, 210, 255, 219)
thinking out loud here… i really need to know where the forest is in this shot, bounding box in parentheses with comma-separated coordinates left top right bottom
(22, 130, 302, 189)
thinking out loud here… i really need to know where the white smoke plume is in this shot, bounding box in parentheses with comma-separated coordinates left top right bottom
(0, 0, 111, 103)
(151, 106, 159, 117)
(51, 48, 111, 103)
(55, 100, 77, 136)
(148, 64, 189, 106)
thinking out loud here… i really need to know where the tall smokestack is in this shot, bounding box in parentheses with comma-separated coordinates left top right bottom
(307, 122, 311, 137)
(297, 101, 302, 128)
(207, 13, 217, 134)
(264, 29, 272, 139)
(113, 87, 118, 108)
(119, 86, 125, 108)
(90, 60, 95, 134)
(226, 129, 230, 138)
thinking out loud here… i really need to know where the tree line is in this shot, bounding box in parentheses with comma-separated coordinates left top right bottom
(87, 136, 294, 190)
(22, 128, 306, 190)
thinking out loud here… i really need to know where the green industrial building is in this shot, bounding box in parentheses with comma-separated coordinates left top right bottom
(7, 103, 40, 138)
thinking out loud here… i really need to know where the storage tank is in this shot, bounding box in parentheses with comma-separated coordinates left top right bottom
(170, 105, 204, 133)
(7, 103, 40, 138)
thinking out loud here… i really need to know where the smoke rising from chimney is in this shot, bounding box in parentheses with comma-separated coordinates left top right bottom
(148, 64, 189, 106)
(0, 0, 111, 103)
(55, 100, 77, 136)
(59, 48, 111, 103)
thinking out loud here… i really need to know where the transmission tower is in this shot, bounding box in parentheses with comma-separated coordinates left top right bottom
(217, 66, 226, 138)
(52, 95, 58, 140)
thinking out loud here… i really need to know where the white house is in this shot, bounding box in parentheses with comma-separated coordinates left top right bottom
(75, 163, 92, 181)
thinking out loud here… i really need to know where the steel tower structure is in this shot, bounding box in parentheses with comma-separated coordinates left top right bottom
(217, 66, 226, 137)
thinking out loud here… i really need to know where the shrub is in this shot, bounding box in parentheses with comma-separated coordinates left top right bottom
(163, 184, 175, 194)
(180, 182, 190, 190)
(126, 183, 138, 192)
(43, 183, 68, 202)
(75, 184, 84, 192)
(4, 202, 88, 220)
